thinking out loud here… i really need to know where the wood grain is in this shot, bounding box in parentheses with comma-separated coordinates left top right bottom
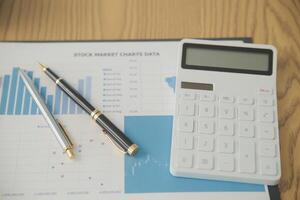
(0, 0, 300, 199)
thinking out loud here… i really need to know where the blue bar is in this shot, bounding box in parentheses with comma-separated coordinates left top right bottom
(62, 92, 69, 114)
(77, 79, 84, 114)
(30, 78, 40, 114)
(40, 87, 47, 101)
(54, 86, 61, 114)
(7, 68, 19, 114)
(23, 71, 33, 115)
(46, 95, 53, 113)
(15, 76, 25, 115)
(78, 79, 84, 95)
(39, 87, 47, 114)
(85, 76, 92, 101)
(0, 75, 11, 114)
(69, 99, 76, 114)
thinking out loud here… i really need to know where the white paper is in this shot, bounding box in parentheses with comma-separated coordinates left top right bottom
(0, 41, 270, 200)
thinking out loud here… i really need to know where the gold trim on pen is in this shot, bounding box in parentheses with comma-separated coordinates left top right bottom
(127, 144, 139, 156)
(93, 111, 102, 121)
(91, 109, 101, 121)
(65, 147, 75, 159)
(90, 109, 98, 117)
(55, 78, 63, 84)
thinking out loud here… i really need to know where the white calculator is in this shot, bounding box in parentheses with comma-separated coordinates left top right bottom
(170, 39, 281, 185)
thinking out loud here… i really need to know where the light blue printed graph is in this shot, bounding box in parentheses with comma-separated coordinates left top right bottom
(165, 76, 176, 92)
(124, 115, 265, 193)
(0, 67, 92, 115)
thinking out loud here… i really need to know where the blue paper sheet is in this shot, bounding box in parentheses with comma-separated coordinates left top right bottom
(124, 115, 265, 193)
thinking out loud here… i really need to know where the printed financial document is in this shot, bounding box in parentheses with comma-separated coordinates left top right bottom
(0, 41, 271, 200)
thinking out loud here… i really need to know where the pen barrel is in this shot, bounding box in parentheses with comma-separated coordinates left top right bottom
(45, 68, 60, 82)
(57, 79, 95, 114)
(96, 114, 133, 153)
(44, 68, 138, 155)
(19, 69, 73, 152)
(55, 126, 73, 150)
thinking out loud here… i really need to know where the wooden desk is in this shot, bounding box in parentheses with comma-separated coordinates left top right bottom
(0, 0, 299, 199)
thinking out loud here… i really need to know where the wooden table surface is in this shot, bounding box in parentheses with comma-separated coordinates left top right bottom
(0, 0, 299, 199)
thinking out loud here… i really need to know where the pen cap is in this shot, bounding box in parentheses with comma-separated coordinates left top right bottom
(96, 114, 138, 155)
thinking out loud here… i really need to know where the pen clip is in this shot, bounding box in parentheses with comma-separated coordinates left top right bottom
(56, 119, 73, 147)
(56, 120, 75, 159)
(101, 129, 126, 154)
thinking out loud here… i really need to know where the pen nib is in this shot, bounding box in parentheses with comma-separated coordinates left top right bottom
(38, 62, 47, 71)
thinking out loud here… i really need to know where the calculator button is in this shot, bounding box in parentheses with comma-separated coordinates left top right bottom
(258, 97, 274, 106)
(238, 97, 254, 105)
(239, 139, 256, 173)
(238, 106, 254, 121)
(177, 152, 193, 168)
(218, 120, 234, 136)
(200, 93, 215, 101)
(258, 107, 274, 122)
(259, 141, 276, 157)
(260, 158, 277, 175)
(238, 122, 255, 138)
(179, 101, 195, 116)
(197, 135, 214, 152)
(219, 105, 235, 119)
(178, 117, 194, 132)
(179, 135, 194, 150)
(258, 88, 273, 95)
(182, 93, 196, 100)
(259, 125, 275, 139)
(198, 120, 215, 134)
(197, 153, 214, 170)
(199, 103, 215, 117)
(218, 137, 234, 153)
(220, 95, 235, 103)
(217, 154, 235, 172)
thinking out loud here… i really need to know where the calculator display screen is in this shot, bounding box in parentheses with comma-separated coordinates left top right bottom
(181, 82, 213, 90)
(182, 43, 273, 75)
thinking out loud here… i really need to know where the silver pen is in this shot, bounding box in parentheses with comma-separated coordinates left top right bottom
(19, 68, 75, 159)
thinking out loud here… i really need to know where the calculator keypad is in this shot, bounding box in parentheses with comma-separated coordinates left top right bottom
(172, 89, 280, 184)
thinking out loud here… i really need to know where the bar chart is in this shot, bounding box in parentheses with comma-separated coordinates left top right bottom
(0, 67, 92, 115)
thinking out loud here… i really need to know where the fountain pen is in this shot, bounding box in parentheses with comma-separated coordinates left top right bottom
(39, 63, 138, 156)
(19, 68, 75, 159)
